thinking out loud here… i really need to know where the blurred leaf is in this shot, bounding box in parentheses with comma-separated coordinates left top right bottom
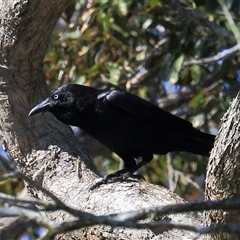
(190, 65, 201, 83)
(142, 19, 152, 30)
(0, 178, 23, 196)
(189, 92, 204, 108)
(169, 54, 185, 84)
(75, 75, 86, 85)
(78, 46, 89, 56)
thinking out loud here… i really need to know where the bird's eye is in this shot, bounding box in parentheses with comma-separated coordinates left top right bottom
(53, 94, 59, 100)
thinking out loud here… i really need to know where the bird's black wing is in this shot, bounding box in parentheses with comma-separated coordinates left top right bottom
(98, 90, 193, 130)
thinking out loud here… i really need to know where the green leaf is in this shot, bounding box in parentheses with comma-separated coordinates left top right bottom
(75, 75, 86, 85)
(169, 54, 185, 83)
(190, 65, 201, 83)
(189, 92, 204, 108)
(142, 19, 152, 30)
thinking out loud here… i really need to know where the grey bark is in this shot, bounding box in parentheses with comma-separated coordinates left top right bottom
(204, 93, 240, 239)
(0, 0, 202, 239)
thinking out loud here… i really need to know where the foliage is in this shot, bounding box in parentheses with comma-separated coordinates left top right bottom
(43, 0, 240, 200)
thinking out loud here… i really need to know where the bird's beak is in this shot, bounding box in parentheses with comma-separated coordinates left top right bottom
(28, 98, 51, 116)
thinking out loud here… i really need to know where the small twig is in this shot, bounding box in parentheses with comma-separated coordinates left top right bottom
(0, 154, 95, 220)
(0, 207, 59, 230)
(109, 198, 240, 222)
(0, 172, 19, 182)
(183, 43, 240, 66)
(76, 157, 82, 179)
(174, 169, 204, 196)
(218, 0, 240, 44)
(166, 153, 178, 192)
(0, 192, 57, 210)
(137, 222, 240, 236)
(45, 216, 240, 239)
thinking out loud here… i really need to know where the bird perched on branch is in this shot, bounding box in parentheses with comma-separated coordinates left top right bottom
(29, 84, 215, 189)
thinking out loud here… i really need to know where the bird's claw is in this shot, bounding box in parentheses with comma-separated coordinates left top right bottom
(89, 179, 106, 190)
(90, 172, 145, 190)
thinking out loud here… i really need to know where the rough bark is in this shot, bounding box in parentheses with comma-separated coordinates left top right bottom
(0, 1, 202, 239)
(205, 93, 240, 239)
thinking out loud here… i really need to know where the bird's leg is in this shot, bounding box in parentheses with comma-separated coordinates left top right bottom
(102, 168, 130, 183)
(90, 158, 147, 190)
(90, 169, 129, 190)
(122, 157, 146, 180)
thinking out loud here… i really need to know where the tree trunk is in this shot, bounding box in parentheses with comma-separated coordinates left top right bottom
(0, 1, 202, 239)
(205, 93, 240, 239)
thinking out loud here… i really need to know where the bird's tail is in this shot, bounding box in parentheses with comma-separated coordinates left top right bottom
(180, 130, 215, 156)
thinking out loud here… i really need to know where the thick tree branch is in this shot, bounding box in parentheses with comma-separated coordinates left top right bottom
(2, 149, 240, 238)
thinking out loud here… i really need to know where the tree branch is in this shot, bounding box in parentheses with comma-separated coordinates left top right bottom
(183, 43, 240, 66)
(2, 149, 240, 238)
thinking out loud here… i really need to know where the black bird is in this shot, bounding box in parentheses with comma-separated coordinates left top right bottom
(29, 84, 215, 188)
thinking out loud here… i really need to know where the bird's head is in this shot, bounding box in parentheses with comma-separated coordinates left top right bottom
(29, 84, 98, 126)
(29, 85, 76, 124)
